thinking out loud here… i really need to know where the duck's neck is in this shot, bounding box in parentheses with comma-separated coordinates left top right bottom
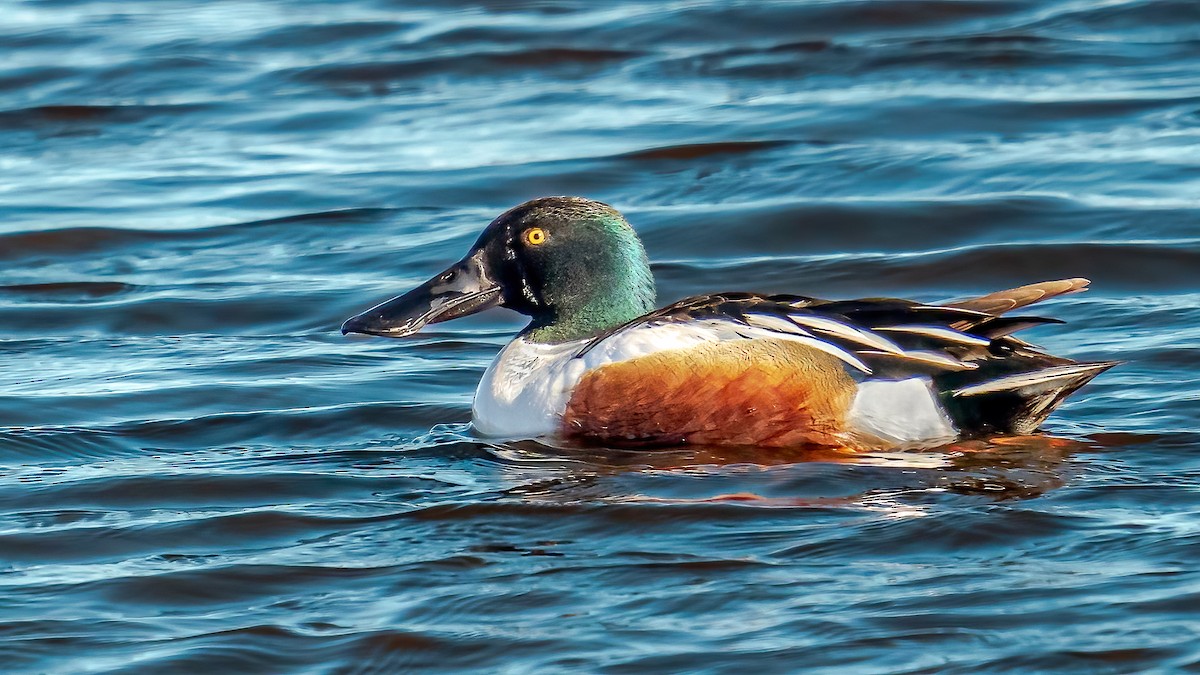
(523, 253, 656, 344)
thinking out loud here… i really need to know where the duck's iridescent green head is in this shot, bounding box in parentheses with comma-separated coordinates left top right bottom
(341, 197, 656, 343)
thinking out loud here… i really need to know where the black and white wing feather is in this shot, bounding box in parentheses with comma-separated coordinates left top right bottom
(577, 288, 1073, 378)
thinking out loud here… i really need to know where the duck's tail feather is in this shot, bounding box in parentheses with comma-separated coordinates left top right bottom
(947, 278, 1090, 315)
(938, 360, 1118, 435)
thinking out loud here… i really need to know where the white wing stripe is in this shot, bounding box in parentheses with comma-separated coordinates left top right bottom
(742, 312, 812, 336)
(875, 325, 992, 347)
(786, 313, 906, 354)
(738, 323, 872, 373)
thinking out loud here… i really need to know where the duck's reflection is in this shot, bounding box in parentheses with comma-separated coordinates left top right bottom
(475, 432, 1097, 507)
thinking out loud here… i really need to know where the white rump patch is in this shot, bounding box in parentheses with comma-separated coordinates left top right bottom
(849, 378, 957, 448)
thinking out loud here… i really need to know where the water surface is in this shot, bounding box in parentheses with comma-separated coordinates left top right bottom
(2, 0, 1199, 672)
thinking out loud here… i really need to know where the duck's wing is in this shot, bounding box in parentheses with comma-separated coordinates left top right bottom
(576, 281, 1089, 378)
(572, 281, 1112, 439)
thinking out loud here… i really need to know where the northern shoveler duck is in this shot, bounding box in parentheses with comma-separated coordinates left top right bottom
(342, 196, 1114, 450)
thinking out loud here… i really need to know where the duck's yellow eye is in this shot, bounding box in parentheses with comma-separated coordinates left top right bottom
(525, 228, 547, 245)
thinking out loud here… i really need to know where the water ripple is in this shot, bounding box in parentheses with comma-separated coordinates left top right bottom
(1, 0, 1198, 672)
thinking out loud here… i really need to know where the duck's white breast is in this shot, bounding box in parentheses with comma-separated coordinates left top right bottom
(471, 338, 587, 437)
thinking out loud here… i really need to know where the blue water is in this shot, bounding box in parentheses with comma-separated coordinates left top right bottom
(2, 1, 1199, 672)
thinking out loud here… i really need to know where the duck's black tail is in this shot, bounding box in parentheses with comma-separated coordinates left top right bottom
(937, 360, 1118, 436)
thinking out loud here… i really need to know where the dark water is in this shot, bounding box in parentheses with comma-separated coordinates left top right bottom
(3, 0, 1199, 672)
